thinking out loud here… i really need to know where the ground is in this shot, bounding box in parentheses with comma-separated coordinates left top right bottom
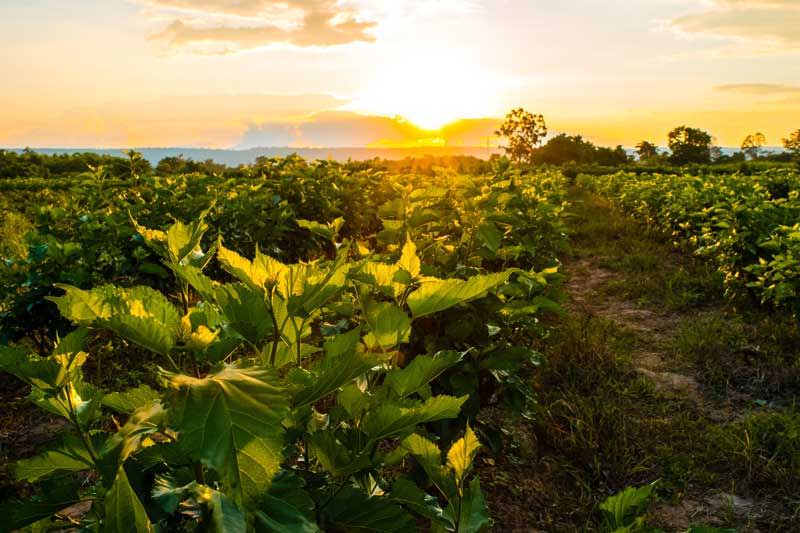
(479, 188, 800, 532)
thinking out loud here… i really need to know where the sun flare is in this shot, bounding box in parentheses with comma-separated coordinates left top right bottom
(347, 48, 504, 131)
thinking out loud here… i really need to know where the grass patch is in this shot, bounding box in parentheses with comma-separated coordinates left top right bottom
(567, 189, 724, 311)
(675, 311, 800, 398)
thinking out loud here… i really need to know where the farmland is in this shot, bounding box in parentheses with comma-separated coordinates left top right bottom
(2, 150, 800, 531)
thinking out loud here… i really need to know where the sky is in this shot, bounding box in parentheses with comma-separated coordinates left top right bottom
(0, 0, 799, 149)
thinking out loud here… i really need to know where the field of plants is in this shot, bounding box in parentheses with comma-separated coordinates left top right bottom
(0, 157, 571, 531)
(4, 156, 800, 531)
(579, 169, 800, 313)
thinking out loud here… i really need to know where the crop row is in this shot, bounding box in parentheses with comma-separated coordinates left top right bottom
(579, 169, 800, 313)
(0, 160, 569, 531)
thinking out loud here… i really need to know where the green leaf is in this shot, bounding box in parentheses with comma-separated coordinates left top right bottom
(165, 365, 290, 502)
(322, 487, 416, 533)
(363, 301, 412, 350)
(169, 263, 217, 301)
(599, 482, 658, 530)
(337, 383, 369, 419)
(165, 215, 209, 266)
(15, 434, 94, 482)
(389, 478, 443, 521)
(397, 239, 421, 279)
(202, 484, 247, 533)
(476, 222, 503, 254)
(103, 385, 160, 414)
(297, 217, 344, 242)
(254, 470, 319, 533)
(384, 351, 463, 399)
(0, 346, 67, 392)
(106, 314, 176, 356)
(105, 466, 153, 533)
(307, 430, 371, 478)
(49, 285, 180, 356)
(102, 402, 166, 468)
(401, 433, 453, 496)
(362, 395, 467, 441)
(407, 272, 513, 318)
(441, 477, 491, 533)
(292, 328, 386, 408)
(217, 242, 286, 292)
(214, 283, 273, 345)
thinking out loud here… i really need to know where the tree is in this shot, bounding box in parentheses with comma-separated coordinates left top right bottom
(635, 141, 659, 161)
(667, 126, 712, 165)
(533, 134, 594, 165)
(495, 108, 547, 164)
(741, 132, 766, 160)
(783, 130, 800, 162)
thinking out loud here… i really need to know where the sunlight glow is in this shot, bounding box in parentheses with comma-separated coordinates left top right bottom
(347, 48, 504, 130)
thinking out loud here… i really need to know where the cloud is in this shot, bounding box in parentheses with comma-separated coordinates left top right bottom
(236, 112, 501, 149)
(144, 0, 376, 53)
(669, 0, 800, 50)
(715, 83, 800, 94)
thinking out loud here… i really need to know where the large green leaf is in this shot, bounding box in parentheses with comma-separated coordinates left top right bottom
(49, 285, 180, 356)
(213, 283, 273, 345)
(362, 301, 411, 350)
(440, 478, 490, 533)
(297, 217, 344, 242)
(165, 365, 290, 502)
(105, 466, 153, 533)
(169, 263, 217, 301)
(322, 487, 416, 533)
(102, 402, 166, 467)
(290, 262, 349, 315)
(292, 328, 386, 408)
(217, 242, 286, 292)
(401, 433, 453, 496)
(307, 430, 371, 478)
(389, 479, 443, 521)
(15, 434, 94, 482)
(165, 215, 209, 266)
(396, 239, 421, 279)
(362, 395, 467, 442)
(0, 346, 68, 392)
(254, 470, 319, 533)
(407, 272, 513, 318)
(102, 385, 160, 415)
(383, 351, 463, 399)
(476, 222, 503, 255)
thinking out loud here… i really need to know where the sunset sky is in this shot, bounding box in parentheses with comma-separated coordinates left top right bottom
(1, 0, 799, 149)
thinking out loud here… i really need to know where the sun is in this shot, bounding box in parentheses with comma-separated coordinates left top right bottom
(348, 48, 503, 131)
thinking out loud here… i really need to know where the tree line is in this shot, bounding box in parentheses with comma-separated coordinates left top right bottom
(496, 107, 800, 166)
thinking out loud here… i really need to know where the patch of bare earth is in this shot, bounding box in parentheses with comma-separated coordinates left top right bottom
(563, 258, 748, 421)
(563, 257, 775, 530)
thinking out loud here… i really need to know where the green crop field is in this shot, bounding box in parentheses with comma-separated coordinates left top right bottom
(3, 144, 800, 531)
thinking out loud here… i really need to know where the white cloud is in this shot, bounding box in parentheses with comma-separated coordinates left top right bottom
(669, 0, 800, 50)
(142, 0, 376, 53)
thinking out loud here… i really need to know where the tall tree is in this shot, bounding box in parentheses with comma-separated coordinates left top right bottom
(741, 132, 766, 160)
(495, 108, 547, 164)
(635, 141, 659, 161)
(783, 130, 800, 162)
(667, 126, 712, 165)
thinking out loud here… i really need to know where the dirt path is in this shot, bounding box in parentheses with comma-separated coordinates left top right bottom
(562, 258, 738, 419)
(558, 191, 777, 530)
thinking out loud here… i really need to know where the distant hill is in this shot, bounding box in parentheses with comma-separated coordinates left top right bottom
(10, 146, 500, 166)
